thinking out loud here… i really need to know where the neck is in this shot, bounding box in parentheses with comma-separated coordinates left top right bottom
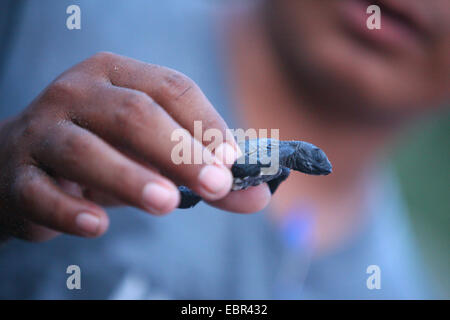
(221, 5, 399, 254)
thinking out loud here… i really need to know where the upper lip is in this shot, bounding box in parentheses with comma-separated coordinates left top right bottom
(371, 0, 432, 39)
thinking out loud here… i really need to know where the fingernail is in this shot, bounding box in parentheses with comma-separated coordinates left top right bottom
(215, 143, 240, 166)
(234, 144, 243, 158)
(225, 131, 242, 157)
(198, 164, 232, 198)
(76, 213, 100, 236)
(142, 182, 178, 214)
(229, 140, 243, 158)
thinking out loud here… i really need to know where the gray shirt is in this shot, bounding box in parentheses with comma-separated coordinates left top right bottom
(0, 0, 434, 299)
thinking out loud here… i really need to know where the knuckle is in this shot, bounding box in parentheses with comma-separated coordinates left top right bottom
(44, 78, 79, 103)
(161, 70, 196, 100)
(116, 92, 154, 125)
(12, 167, 40, 209)
(58, 132, 90, 166)
(90, 51, 117, 64)
(19, 179, 39, 207)
(21, 116, 43, 140)
(122, 92, 152, 113)
(22, 123, 38, 140)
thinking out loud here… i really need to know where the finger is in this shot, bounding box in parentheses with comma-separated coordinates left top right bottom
(19, 224, 61, 242)
(0, 212, 60, 242)
(71, 84, 233, 201)
(82, 188, 126, 207)
(33, 122, 181, 215)
(92, 52, 240, 158)
(12, 165, 108, 237)
(56, 178, 125, 206)
(206, 183, 272, 213)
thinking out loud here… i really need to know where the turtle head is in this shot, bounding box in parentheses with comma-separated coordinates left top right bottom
(287, 141, 332, 175)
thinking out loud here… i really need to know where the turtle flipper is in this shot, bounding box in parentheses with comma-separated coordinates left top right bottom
(267, 167, 290, 194)
(231, 163, 261, 178)
(178, 186, 202, 208)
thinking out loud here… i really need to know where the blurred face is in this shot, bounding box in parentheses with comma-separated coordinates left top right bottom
(266, 0, 450, 121)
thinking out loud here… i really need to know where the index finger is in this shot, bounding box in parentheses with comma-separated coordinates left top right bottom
(93, 52, 239, 156)
(90, 53, 272, 212)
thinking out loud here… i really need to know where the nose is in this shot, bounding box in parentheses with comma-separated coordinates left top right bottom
(313, 148, 323, 161)
(313, 148, 332, 174)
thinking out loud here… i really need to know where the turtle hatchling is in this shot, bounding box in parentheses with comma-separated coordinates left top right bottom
(178, 138, 332, 208)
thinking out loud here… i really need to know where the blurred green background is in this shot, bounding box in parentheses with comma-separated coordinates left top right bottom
(391, 109, 450, 298)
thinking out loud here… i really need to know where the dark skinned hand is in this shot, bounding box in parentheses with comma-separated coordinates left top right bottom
(0, 52, 271, 242)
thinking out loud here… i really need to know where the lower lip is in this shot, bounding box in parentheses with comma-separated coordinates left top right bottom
(338, 0, 422, 52)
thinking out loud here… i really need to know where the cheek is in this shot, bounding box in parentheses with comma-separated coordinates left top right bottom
(347, 30, 450, 110)
(352, 63, 448, 114)
(430, 39, 450, 97)
(389, 43, 450, 110)
(305, 34, 447, 111)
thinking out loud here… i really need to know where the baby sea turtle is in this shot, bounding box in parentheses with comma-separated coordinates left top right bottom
(178, 138, 332, 208)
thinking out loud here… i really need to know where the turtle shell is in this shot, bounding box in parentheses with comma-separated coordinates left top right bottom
(232, 167, 283, 191)
(231, 138, 284, 190)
